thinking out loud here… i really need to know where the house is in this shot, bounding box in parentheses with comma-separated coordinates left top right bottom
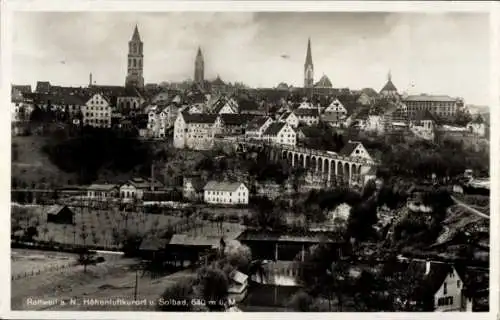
(214, 114, 256, 136)
(86, 184, 118, 199)
(297, 100, 315, 109)
(151, 91, 170, 104)
(339, 141, 373, 161)
(183, 176, 205, 201)
(120, 178, 164, 200)
(294, 108, 320, 126)
(35, 81, 51, 94)
(211, 96, 238, 114)
(410, 110, 437, 141)
(81, 93, 112, 128)
(147, 107, 168, 139)
(173, 112, 218, 150)
(46, 205, 74, 225)
(228, 270, 249, 302)
(245, 116, 274, 140)
(117, 87, 145, 113)
(403, 94, 459, 119)
(466, 115, 487, 137)
(262, 122, 296, 146)
(278, 111, 299, 128)
(405, 261, 488, 312)
(203, 181, 249, 205)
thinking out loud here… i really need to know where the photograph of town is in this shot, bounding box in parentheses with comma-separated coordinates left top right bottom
(9, 11, 490, 312)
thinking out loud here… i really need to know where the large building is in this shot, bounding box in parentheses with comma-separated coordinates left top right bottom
(403, 94, 460, 119)
(125, 25, 144, 89)
(203, 181, 249, 205)
(194, 47, 205, 88)
(304, 38, 314, 89)
(173, 112, 218, 150)
(81, 93, 112, 128)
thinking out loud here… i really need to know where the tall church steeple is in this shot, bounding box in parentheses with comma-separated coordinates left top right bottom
(125, 24, 144, 89)
(304, 37, 314, 89)
(194, 46, 204, 88)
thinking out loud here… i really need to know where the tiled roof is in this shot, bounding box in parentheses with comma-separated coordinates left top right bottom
(404, 95, 457, 102)
(247, 116, 270, 130)
(380, 80, 398, 93)
(169, 234, 222, 247)
(220, 114, 256, 126)
(263, 122, 287, 136)
(405, 261, 457, 297)
(124, 177, 163, 190)
(294, 108, 319, 117)
(339, 141, 360, 156)
(182, 113, 218, 124)
(212, 97, 237, 114)
(87, 184, 117, 191)
(204, 181, 244, 192)
(46, 204, 67, 215)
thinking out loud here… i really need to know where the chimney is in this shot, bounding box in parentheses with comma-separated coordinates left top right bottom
(89, 73, 93, 87)
(424, 260, 431, 276)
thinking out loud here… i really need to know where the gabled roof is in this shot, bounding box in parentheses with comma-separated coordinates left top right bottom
(204, 181, 245, 192)
(263, 121, 287, 136)
(230, 270, 248, 284)
(279, 111, 295, 120)
(212, 97, 237, 114)
(123, 177, 163, 189)
(219, 114, 256, 126)
(294, 108, 319, 117)
(339, 141, 361, 156)
(380, 80, 397, 93)
(247, 116, 271, 130)
(405, 261, 459, 297)
(46, 205, 69, 215)
(181, 112, 218, 124)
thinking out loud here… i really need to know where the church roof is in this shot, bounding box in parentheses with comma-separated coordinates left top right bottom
(381, 79, 398, 93)
(305, 37, 313, 67)
(132, 25, 141, 41)
(315, 75, 332, 88)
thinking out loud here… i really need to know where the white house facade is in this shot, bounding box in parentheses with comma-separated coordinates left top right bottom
(203, 181, 249, 205)
(82, 93, 112, 128)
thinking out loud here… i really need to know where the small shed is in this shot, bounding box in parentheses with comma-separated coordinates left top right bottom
(46, 205, 74, 225)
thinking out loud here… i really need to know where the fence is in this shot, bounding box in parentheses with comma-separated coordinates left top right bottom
(11, 261, 76, 281)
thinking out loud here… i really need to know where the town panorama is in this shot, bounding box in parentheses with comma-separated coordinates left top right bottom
(10, 15, 490, 313)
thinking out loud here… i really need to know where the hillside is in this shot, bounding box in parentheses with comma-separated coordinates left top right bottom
(11, 136, 78, 188)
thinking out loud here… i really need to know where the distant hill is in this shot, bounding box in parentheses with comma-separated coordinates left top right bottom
(466, 104, 489, 115)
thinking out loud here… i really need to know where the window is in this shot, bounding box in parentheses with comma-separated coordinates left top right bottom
(457, 280, 461, 288)
(443, 282, 447, 295)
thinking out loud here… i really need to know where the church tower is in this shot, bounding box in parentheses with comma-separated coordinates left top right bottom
(194, 47, 204, 88)
(304, 37, 314, 89)
(125, 25, 144, 89)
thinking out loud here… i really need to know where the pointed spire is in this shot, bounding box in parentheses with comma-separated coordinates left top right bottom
(132, 24, 141, 41)
(305, 37, 313, 66)
(388, 69, 392, 82)
(197, 46, 203, 57)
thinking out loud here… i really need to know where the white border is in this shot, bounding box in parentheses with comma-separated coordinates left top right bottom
(1, 1, 498, 319)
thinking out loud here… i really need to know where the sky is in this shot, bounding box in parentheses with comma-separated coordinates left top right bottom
(12, 11, 490, 105)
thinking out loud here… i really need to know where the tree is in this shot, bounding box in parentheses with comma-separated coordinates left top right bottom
(250, 196, 285, 230)
(288, 290, 315, 311)
(157, 276, 196, 311)
(222, 240, 252, 271)
(196, 266, 229, 311)
(24, 225, 39, 242)
(76, 248, 96, 273)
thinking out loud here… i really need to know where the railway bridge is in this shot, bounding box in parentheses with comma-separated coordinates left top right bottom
(216, 137, 378, 186)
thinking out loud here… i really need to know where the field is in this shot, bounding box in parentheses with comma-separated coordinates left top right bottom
(12, 204, 188, 249)
(11, 248, 79, 279)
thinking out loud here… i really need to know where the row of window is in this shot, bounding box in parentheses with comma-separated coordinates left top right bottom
(205, 197, 247, 203)
(85, 113, 110, 117)
(206, 191, 247, 196)
(84, 119, 110, 124)
(129, 58, 143, 68)
(86, 105, 109, 110)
